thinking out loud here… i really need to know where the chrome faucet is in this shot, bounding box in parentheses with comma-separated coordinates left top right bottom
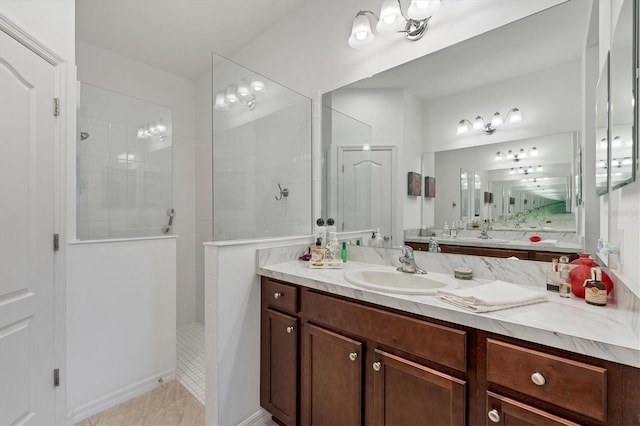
(397, 245, 427, 274)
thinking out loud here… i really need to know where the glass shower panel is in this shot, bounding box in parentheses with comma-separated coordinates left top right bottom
(77, 83, 173, 240)
(212, 54, 312, 241)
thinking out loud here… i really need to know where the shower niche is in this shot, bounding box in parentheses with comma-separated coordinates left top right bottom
(76, 83, 173, 240)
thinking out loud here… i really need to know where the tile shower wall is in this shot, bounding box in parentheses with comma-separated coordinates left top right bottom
(213, 102, 311, 240)
(77, 84, 173, 240)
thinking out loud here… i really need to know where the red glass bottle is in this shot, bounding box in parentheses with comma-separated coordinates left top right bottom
(569, 253, 613, 298)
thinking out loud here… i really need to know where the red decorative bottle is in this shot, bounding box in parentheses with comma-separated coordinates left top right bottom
(569, 253, 613, 298)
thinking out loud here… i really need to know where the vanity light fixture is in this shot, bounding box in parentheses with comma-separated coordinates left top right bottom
(348, 0, 441, 49)
(136, 119, 167, 140)
(494, 146, 537, 162)
(457, 107, 523, 135)
(214, 78, 266, 111)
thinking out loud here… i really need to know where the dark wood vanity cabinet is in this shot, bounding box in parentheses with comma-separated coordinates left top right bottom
(260, 277, 639, 426)
(406, 241, 578, 262)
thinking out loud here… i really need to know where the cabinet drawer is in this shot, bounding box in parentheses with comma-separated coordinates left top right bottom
(486, 391, 579, 426)
(303, 290, 467, 372)
(486, 338, 607, 422)
(262, 278, 298, 314)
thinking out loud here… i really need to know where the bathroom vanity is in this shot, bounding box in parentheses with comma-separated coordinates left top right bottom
(258, 260, 639, 426)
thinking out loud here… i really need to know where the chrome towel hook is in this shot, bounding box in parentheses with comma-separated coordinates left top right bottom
(275, 183, 289, 201)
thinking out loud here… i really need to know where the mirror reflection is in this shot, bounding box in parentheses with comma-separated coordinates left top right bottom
(323, 1, 590, 243)
(595, 55, 610, 196)
(609, 0, 636, 189)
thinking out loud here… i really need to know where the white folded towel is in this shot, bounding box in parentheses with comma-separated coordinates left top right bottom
(532, 239, 558, 246)
(437, 281, 547, 313)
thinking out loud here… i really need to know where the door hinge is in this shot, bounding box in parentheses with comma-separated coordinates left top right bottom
(53, 368, 60, 387)
(53, 98, 60, 117)
(53, 234, 59, 252)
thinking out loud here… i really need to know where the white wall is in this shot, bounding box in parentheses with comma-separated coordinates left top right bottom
(66, 238, 176, 423)
(76, 40, 197, 326)
(0, 0, 75, 63)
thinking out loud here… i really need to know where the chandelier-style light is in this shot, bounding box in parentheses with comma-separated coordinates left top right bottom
(214, 78, 266, 111)
(348, 0, 441, 49)
(457, 107, 523, 135)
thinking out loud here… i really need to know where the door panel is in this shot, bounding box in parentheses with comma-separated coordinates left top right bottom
(302, 323, 363, 426)
(373, 349, 466, 426)
(339, 148, 393, 243)
(0, 28, 57, 425)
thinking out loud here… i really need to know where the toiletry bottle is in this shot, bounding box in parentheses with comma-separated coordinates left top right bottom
(450, 222, 457, 238)
(546, 258, 560, 292)
(326, 231, 340, 260)
(311, 238, 326, 263)
(584, 267, 607, 306)
(316, 218, 326, 247)
(375, 228, 384, 247)
(559, 263, 571, 298)
(369, 231, 376, 247)
(341, 241, 347, 263)
(442, 222, 450, 238)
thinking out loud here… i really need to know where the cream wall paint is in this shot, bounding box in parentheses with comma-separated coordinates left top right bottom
(76, 40, 198, 326)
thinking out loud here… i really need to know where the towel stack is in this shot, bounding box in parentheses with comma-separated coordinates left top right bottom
(437, 281, 547, 312)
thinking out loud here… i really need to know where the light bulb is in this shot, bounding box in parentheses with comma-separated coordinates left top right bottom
(506, 150, 514, 160)
(237, 79, 251, 98)
(519, 148, 526, 158)
(491, 112, 504, 127)
(508, 108, 523, 123)
(348, 13, 374, 49)
(377, 0, 404, 33)
(250, 79, 265, 92)
(473, 116, 485, 131)
(225, 85, 238, 104)
(495, 152, 502, 161)
(214, 91, 228, 110)
(612, 136, 621, 147)
(530, 146, 538, 156)
(456, 120, 470, 134)
(407, 0, 440, 20)
(137, 128, 145, 139)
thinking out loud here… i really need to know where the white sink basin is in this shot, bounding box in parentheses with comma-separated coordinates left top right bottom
(344, 266, 457, 295)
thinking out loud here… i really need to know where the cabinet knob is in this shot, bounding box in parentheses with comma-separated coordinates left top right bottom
(531, 372, 546, 386)
(273, 292, 282, 299)
(286, 326, 294, 334)
(488, 409, 501, 423)
(349, 352, 358, 361)
(372, 361, 381, 372)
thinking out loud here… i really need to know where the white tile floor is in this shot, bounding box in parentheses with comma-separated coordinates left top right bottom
(177, 322, 205, 405)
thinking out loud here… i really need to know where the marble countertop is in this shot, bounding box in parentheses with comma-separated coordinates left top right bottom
(405, 235, 582, 253)
(258, 260, 639, 368)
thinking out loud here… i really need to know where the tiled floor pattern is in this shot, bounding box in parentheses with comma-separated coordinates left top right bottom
(177, 322, 205, 404)
(75, 380, 204, 426)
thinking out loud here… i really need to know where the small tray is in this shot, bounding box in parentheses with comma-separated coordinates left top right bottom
(308, 259, 344, 269)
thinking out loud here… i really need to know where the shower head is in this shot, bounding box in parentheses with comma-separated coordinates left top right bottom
(80, 132, 90, 141)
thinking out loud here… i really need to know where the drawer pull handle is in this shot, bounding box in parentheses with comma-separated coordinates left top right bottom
(286, 326, 294, 334)
(531, 372, 546, 386)
(488, 409, 501, 423)
(273, 292, 283, 299)
(372, 361, 381, 372)
(349, 352, 358, 361)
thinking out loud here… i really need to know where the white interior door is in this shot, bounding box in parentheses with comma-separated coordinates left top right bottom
(0, 29, 57, 424)
(338, 147, 393, 244)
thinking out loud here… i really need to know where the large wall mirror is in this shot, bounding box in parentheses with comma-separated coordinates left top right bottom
(595, 54, 610, 196)
(321, 1, 607, 245)
(609, 0, 637, 190)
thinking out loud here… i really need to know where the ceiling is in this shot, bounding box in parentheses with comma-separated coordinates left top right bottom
(346, 0, 591, 101)
(75, 0, 306, 80)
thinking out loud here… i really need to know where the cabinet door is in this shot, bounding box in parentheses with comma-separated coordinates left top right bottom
(372, 349, 466, 426)
(486, 392, 579, 426)
(260, 308, 298, 426)
(302, 323, 363, 426)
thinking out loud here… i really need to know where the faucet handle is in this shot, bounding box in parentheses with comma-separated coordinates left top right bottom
(401, 245, 414, 257)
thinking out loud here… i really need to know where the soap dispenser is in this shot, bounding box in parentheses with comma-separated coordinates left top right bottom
(374, 228, 384, 247)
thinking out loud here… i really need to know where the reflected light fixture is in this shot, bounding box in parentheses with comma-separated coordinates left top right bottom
(348, 0, 441, 49)
(457, 107, 523, 135)
(494, 146, 537, 162)
(136, 119, 167, 141)
(214, 77, 266, 111)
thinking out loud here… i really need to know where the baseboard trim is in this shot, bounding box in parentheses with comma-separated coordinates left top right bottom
(67, 369, 175, 424)
(238, 408, 271, 426)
